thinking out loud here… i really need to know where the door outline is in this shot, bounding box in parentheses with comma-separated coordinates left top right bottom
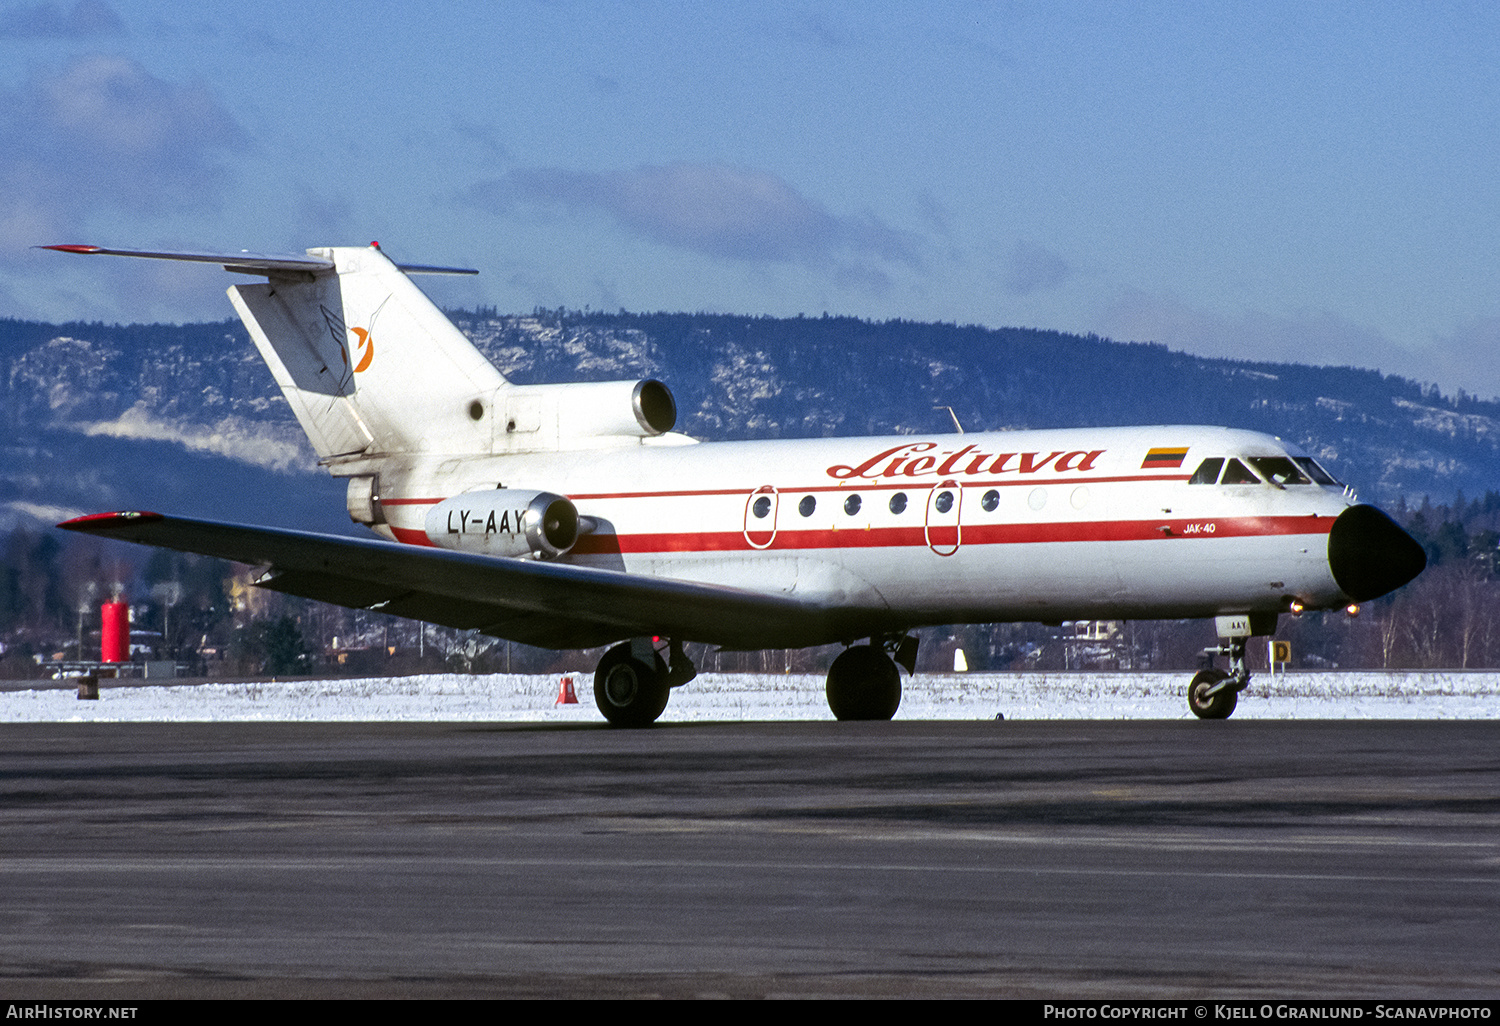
(744, 485, 779, 549)
(924, 480, 962, 556)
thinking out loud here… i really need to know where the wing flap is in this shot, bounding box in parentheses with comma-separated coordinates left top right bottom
(60, 511, 856, 649)
(256, 568, 606, 645)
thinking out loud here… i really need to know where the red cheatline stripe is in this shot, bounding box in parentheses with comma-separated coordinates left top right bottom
(569, 474, 1188, 499)
(586, 517, 1330, 554)
(380, 473, 1191, 508)
(389, 515, 1330, 556)
(389, 526, 438, 546)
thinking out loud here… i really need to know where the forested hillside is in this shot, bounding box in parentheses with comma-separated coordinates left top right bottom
(2, 309, 1496, 676)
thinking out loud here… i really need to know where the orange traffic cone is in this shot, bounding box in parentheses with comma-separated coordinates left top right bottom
(556, 672, 579, 705)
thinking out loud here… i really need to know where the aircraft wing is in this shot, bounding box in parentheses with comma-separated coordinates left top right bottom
(58, 512, 853, 650)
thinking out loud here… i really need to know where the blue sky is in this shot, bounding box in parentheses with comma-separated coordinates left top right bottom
(3, 1, 1498, 400)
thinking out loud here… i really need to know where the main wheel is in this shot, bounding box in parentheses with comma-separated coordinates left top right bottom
(1187, 668, 1238, 720)
(826, 645, 902, 721)
(594, 643, 670, 727)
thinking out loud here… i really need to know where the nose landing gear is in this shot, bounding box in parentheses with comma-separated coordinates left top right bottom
(1187, 665, 1239, 719)
(1188, 614, 1276, 720)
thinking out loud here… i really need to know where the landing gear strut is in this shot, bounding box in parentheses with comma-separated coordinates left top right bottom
(825, 634, 914, 721)
(594, 637, 696, 728)
(1188, 615, 1274, 720)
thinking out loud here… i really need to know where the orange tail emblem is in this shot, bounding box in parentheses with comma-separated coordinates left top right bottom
(349, 327, 374, 373)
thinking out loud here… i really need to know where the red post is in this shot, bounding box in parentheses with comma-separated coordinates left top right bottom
(100, 601, 129, 663)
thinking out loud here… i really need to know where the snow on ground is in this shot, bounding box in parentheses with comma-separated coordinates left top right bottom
(2, 670, 1498, 723)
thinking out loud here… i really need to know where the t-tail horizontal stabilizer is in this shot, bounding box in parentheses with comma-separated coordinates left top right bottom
(37, 243, 477, 276)
(43, 241, 502, 462)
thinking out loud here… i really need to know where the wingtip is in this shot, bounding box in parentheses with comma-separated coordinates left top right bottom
(37, 244, 103, 254)
(58, 510, 164, 530)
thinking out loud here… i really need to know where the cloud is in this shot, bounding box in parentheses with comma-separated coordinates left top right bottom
(460, 160, 920, 270)
(1003, 241, 1072, 296)
(0, 55, 246, 244)
(0, 0, 124, 39)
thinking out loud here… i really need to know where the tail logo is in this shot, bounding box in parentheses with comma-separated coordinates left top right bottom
(349, 327, 375, 373)
(319, 296, 389, 388)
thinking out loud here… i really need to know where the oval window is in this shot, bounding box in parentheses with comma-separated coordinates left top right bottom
(934, 490, 954, 514)
(889, 492, 908, 514)
(799, 495, 816, 517)
(981, 489, 999, 512)
(752, 496, 771, 519)
(844, 494, 861, 515)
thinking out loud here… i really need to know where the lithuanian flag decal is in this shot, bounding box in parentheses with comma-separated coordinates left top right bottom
(1141, 447, 1189, 469)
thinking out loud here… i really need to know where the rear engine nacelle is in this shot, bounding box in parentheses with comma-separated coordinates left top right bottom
(500, 378, 677, 446)
(424, 489, 579, 559)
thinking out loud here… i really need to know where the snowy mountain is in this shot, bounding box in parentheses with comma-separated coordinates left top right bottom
(2, 311, 1496, 532)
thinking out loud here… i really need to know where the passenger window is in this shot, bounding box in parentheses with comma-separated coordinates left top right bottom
(798, 495, 816, 517)
(1220, 459, 1260, 485)
(889, 492, 907, 514)
(981, 489, 999, 512)
(843, 494, 861, 516)
(1247, 456, 1311, 486)
(934, 490, 954, 514)
(1188, 458, 1224, 485)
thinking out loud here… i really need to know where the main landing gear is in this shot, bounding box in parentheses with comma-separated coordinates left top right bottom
(593, 633, 920, 726)
(825, 635, 917, 721)
(594, 637, 696, 727)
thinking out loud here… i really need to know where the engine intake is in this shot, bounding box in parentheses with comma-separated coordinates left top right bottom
(632, 379, 677, 435)
(424, 489, 579, 559)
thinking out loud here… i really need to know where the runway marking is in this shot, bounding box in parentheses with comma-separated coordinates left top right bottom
(1, 856, 1495, 887)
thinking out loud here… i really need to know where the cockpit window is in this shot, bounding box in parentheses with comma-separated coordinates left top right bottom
(1292, 456, 1341, 486)
(1247, 456, 1311, 486)
(1219, 459, 1260, 485)
(1188, 458, 1224, 485)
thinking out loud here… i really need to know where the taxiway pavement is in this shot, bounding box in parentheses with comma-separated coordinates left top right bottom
(1, 719, 1496, 998)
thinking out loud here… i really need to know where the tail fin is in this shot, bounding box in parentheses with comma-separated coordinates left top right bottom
(41, 242, 686, 472)
(227, 245, 506, 461)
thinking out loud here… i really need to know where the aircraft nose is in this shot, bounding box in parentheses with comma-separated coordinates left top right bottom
(1327, 504, 1427, 602)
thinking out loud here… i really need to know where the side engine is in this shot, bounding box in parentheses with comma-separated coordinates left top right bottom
(424, 489, 579, 559)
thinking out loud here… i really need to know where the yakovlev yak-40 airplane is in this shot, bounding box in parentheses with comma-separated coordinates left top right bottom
(44, 243, 1426, 724)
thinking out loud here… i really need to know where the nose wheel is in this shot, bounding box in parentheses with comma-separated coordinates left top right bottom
(1187, 668, 1238, 719)
(1188, 634, 1251, 719)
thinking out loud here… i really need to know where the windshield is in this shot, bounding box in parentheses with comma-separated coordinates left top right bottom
(1291, 456, 1341, 486)
(1188, 458, 1224, 484)
(1187, 454, 1343, 487)
(1246, 456, 1312, 486)
(1220, 459, 1260, 485)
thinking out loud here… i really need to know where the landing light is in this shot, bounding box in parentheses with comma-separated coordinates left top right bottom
(1345, 603, 1361, 618)
(1288, 599, 1305, 616)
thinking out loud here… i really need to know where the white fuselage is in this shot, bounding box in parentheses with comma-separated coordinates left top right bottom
(357, 423, 1353, 631)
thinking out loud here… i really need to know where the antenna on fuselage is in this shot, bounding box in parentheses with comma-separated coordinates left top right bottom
(934, 406, 964, 434)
